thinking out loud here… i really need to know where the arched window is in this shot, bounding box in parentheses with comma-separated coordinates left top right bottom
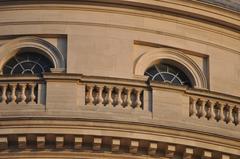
(144, 62, 192, 86)
(2, 51, 54, 75)
(134, 48, 208, 88)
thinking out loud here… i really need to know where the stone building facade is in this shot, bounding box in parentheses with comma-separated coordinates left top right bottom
(0, 0, 239, 158)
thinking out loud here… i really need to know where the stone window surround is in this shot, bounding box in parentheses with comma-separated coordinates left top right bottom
(0, 36, 65, 74)
(134, 48, 208, 89)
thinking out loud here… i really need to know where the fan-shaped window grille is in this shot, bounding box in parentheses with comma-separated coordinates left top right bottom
(3, 52, 54, 75)
(144, 63, 191, 86)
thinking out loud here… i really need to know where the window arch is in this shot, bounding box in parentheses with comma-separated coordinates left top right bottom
(134, 48, 208, 89)
(0, 36, 65, 74)
(2, 50, 54, 75)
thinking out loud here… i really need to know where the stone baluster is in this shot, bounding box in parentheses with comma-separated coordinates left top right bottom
(227, 106, 234, 123)
(29, 83, 36, 104)
(92, 86, 98, 104)
(20, 84, 27, 103)
(214, 103, 220, 121)
(201, 100, 207, 118)
(85, 86, 90, 104)
(225, 105, 230, 122)
(98, 86, 104, 105)
(205, 101, 210, 119)
(194, 98, 198, 117)
(88, 85, 94, 104)
(232, 108, 237, 125)
(219, 103, 225, 122)
(189, 97, 197, 117)
(11, 84, 17, 104)
(107, 87, 113, 107)
(209, 101, 215, 120)
(6, 85, 11, 103)
(126, 88, 132, 108)
(135, 89, 142, 110)
(189, 97, 193, 116)
(1, 84, 7, 104)
(117, 87, 123, 107)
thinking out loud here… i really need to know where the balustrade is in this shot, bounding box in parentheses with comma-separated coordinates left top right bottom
(85, 85, 144, 110)
(189, 96, 240, 125)
(0, 82, 38, 104)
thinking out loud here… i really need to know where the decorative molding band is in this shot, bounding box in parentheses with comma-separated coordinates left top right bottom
(0, 133, 237, 159)
(0, 0, 238, 30)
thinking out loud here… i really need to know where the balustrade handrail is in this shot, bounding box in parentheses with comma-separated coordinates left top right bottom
(186, 89, 240, 106)
(42, 73, 148, 87)
(81, 76, 148, 88)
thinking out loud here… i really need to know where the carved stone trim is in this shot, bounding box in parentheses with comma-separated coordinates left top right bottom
(0, 133, 238, 159)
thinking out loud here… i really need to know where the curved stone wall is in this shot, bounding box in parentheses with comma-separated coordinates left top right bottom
(0, 0, 239, 158)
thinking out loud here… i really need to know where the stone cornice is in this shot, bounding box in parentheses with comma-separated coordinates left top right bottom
(0, 0, 238, 32)
(0, 132, 237, 158)
(0, 118, 239, 156)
